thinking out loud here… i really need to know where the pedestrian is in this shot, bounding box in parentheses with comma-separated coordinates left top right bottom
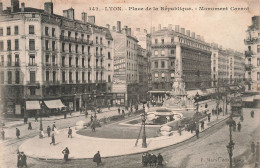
(28, 122, 32, 130)
(64, 111, 67, 119)
(147, 153, 152, 167)
(196, 128, 199, 139)
(1, 129, 5, 140)
(62, 147, 70, 161)
(122, 109, 125, 116)
(17, 151, 22, 168)
(176, 125, 181, 136)
(91, 115, 94, 122)
(142, 153, 147, 166)
(16, 128, 20, 139)
(47, 126, 51, 137)
(256, 142, 259, 163)
(201, 120, 205, 130)
(93, 151, 102, 166)
(118, 108, 120, 115)
(251, 142, 256, 154)
(85, 110, 88, 118)
(68, 127, 72, 138)
(208, 114, 211, 122)
(237, 122, 241, 132)
(212, 109, 214, 115)
(151, 153, 157, 167)
(21, 152, 27, 168)
(52, 122, 56, 131)
(35, 113, 38, 122)
(50, 133, 55, 145)
(91, 122, 96, 132)
(23, 117, 28, 124)
(205, 103, 208, 108)
(233, 121, 237, 132)
(157, 153, 164, 166)
(251, 110, 254, 118)
(240, 115, 244, 122)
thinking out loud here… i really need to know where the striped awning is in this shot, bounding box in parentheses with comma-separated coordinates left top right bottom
(44, 99, 66, 109)
(26, 101, 41, 110)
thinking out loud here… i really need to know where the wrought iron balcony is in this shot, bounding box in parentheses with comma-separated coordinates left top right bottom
(245, 64, 254, 71)
(245, 50, 253, 57)
(26, 80, 40, 86)
(28, 63, 37, 66)
(244, 37, 259, 45)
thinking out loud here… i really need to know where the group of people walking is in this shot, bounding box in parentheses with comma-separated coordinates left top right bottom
(17, 151, 27, 168)
(142, 152, 164, 167)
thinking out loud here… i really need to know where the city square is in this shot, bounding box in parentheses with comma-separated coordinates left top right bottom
(0, 0, 260, 168)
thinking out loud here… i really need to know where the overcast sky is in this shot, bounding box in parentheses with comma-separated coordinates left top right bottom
(2, 0, 260, 52)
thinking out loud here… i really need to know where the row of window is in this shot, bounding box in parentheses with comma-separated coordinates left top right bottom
(0, 54, 20, 66)
(154, 49, 175, 56)
(153, 61, 174, 69)
(0, 70, 112, 85)
(0, 39, 20, 51)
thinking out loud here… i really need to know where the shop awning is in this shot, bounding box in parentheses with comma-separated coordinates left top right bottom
(26, 101, 41, 110)
(44, 99, 66, 109)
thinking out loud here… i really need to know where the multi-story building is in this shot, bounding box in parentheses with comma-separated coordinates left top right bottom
(111, 21, 140, 106)
(150, 24, 211, 99)
(0, 0, 114, 117)
(244, 16, 260, 92)
(137, 44, 148, 100)
(211, 44, 244, 87)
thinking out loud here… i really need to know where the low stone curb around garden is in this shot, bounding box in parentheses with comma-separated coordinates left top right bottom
(19, 114, 230, 160)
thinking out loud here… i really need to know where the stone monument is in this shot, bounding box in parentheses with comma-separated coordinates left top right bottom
(163, 36, 194, 110)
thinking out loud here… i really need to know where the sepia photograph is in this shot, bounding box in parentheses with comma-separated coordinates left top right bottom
(0, 0, 259, 167)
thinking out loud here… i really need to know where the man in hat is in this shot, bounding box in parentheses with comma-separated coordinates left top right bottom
(68, 127, 72, 138)
(21, 152, 27, 168)
(157, 153, 164, 166)
(47, 126, 51, 137)
(1, 128, 5, 140)
(62, 147, 70, 161)
(16, 128, 20, 139)
(17, 151, 22, 168)
(93, 151, 102, 166)
(50, 133, 55, 145)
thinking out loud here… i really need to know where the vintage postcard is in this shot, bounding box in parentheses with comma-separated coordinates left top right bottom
(0, 0, 259, 167)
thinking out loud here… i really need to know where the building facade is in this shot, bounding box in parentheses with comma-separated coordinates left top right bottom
(211, 44, 244, 87)
(244, 16, 260, 92)
(111, 21, 142, 106)
(150, 24, 211, 99)
(0, 0, 114, 117)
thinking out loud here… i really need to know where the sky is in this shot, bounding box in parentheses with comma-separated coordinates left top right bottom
(2, 0, 260, 52)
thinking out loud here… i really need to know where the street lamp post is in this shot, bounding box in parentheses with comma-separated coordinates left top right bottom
(142, 100, 147, 148)
(226, 116, 235, 168)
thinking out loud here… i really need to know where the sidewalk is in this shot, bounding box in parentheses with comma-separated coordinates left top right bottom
(2, 107, 121, 128)
(19, 112, 229, 160)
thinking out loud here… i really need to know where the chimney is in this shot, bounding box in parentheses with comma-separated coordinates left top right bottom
(112, 26, 116, 31)
(0, 2, 3, 13)
(168, 24, 172, 30)
(191, 32, 195, 38)
(196, 35, 200, 40)
(44, 2, 53, 15)
(117, 21, 121, 33)
(11, 0, 20, 13)
(81, 12, 87, 23)
(186, 30, 190, 37)
(106, 24, 110, 30)
(175, 25, 179, 32)
(128, 28, 131, 36)
(21, 2, 25, 12)
(158, 24, 161, 30)
(88, 16, 95, 24)
(181, 28, 185, 35)
(201, 36, 204, 42)
(144, 29, 147, 33)
(63, 8, 75, 20)
(136, 28, 140, 32)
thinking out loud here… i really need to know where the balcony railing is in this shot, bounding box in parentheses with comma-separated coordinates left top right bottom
(245, 64, 253, 70)
(14, 63, 20, 67)
(26, 80, 40, 86)
(62, 80, 67, 84)
(28, 63, 37, 66)
(245, 50, 253, 57)
(244, 37, 259, 45)
(151, 42, 175, 48)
